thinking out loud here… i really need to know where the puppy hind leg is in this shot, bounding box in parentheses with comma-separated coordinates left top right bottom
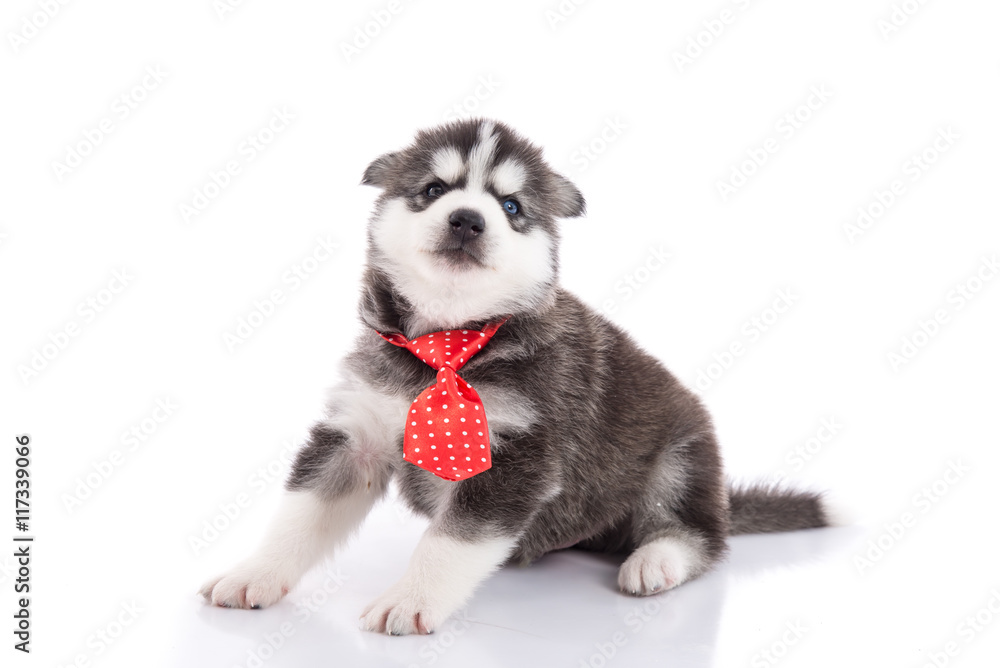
(618, 437, 729, 596)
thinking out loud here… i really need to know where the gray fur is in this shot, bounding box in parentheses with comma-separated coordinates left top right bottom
(287, 118, 829, 591)
(728, 483, 829, 535)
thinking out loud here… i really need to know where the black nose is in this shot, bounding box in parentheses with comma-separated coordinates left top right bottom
(449, 208, 485, 238)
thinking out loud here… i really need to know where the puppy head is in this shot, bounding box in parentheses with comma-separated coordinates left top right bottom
(362, 119, 585, 330)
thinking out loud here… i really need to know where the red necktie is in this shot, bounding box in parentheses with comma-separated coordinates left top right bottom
(377, 320, 506, 481)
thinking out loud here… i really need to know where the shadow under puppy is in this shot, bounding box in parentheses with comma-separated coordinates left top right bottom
(200, 119, 831, 635)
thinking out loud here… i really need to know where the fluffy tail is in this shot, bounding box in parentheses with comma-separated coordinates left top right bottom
(728, 482, 831, 535)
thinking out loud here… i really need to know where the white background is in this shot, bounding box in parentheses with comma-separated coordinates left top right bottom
(2, 1, 999, 666)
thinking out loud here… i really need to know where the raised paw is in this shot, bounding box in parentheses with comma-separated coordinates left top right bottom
(199, 565, 291, 610)
(360, 582, 443, 635)
(617, 536, 696, 597)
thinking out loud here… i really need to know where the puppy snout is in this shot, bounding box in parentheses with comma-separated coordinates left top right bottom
(449, 208, 485, 240)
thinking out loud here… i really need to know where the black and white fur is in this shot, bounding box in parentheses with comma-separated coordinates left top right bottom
(200, 119, 831, 635)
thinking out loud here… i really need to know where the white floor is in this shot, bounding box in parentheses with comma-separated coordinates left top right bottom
(167, 497, 864, 668)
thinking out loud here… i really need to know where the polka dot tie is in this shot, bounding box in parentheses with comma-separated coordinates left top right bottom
(377, 320, 507, 481)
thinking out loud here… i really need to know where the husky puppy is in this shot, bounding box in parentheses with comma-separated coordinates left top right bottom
(200, 119, 831, 635)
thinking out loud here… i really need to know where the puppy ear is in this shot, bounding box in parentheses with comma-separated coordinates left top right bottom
(361, 152, 400, 187)
(551, 173, 586, 218)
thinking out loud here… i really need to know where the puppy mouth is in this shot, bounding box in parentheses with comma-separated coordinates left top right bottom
(432, 244, 486, 269)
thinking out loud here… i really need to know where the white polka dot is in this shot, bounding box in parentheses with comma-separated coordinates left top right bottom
(459, 403, 465, 408)
(468, 468, 473, 472)
(430, 349, 435, 353)
(464, 443, 470, 448)
(417, 460, 422, 464)
(429, 433, 434, 437)
(460, 418, 466, 422)
(430, 445, 436, 449)
(415, 448, 420, 452)
(442, 404, 448, 409)
(476, 419, 481, 423)
(437, 467, 441, 471)
(427, 420, 433, 425)
(441, 391, 447, 395)
(427, 407, 432, 412)
(411, 434, 417, 439)
(411, 421, 416, 426)
(462, 431, 468, 435)
(474, 405, 479, 410)
(481, 458, 486, 462)
(450, 456, 455, 460)
(433, 456, 439, 461)
(462, 330, 468, 334)
(443, 418, 450, 423)
(480, 444, 485, 449)
(466, 456, 471, 461)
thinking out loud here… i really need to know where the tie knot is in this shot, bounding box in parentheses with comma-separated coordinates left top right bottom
(377, 322, 505, 372)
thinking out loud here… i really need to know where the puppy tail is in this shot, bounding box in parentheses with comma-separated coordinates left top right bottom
(727, 482, 832, 535)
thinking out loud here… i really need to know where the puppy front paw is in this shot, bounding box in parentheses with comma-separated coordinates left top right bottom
(199, 564, 291, 610)
(360, 582, 444, 635)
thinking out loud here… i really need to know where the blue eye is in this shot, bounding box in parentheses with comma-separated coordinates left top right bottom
(503, 199, 520, 215)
